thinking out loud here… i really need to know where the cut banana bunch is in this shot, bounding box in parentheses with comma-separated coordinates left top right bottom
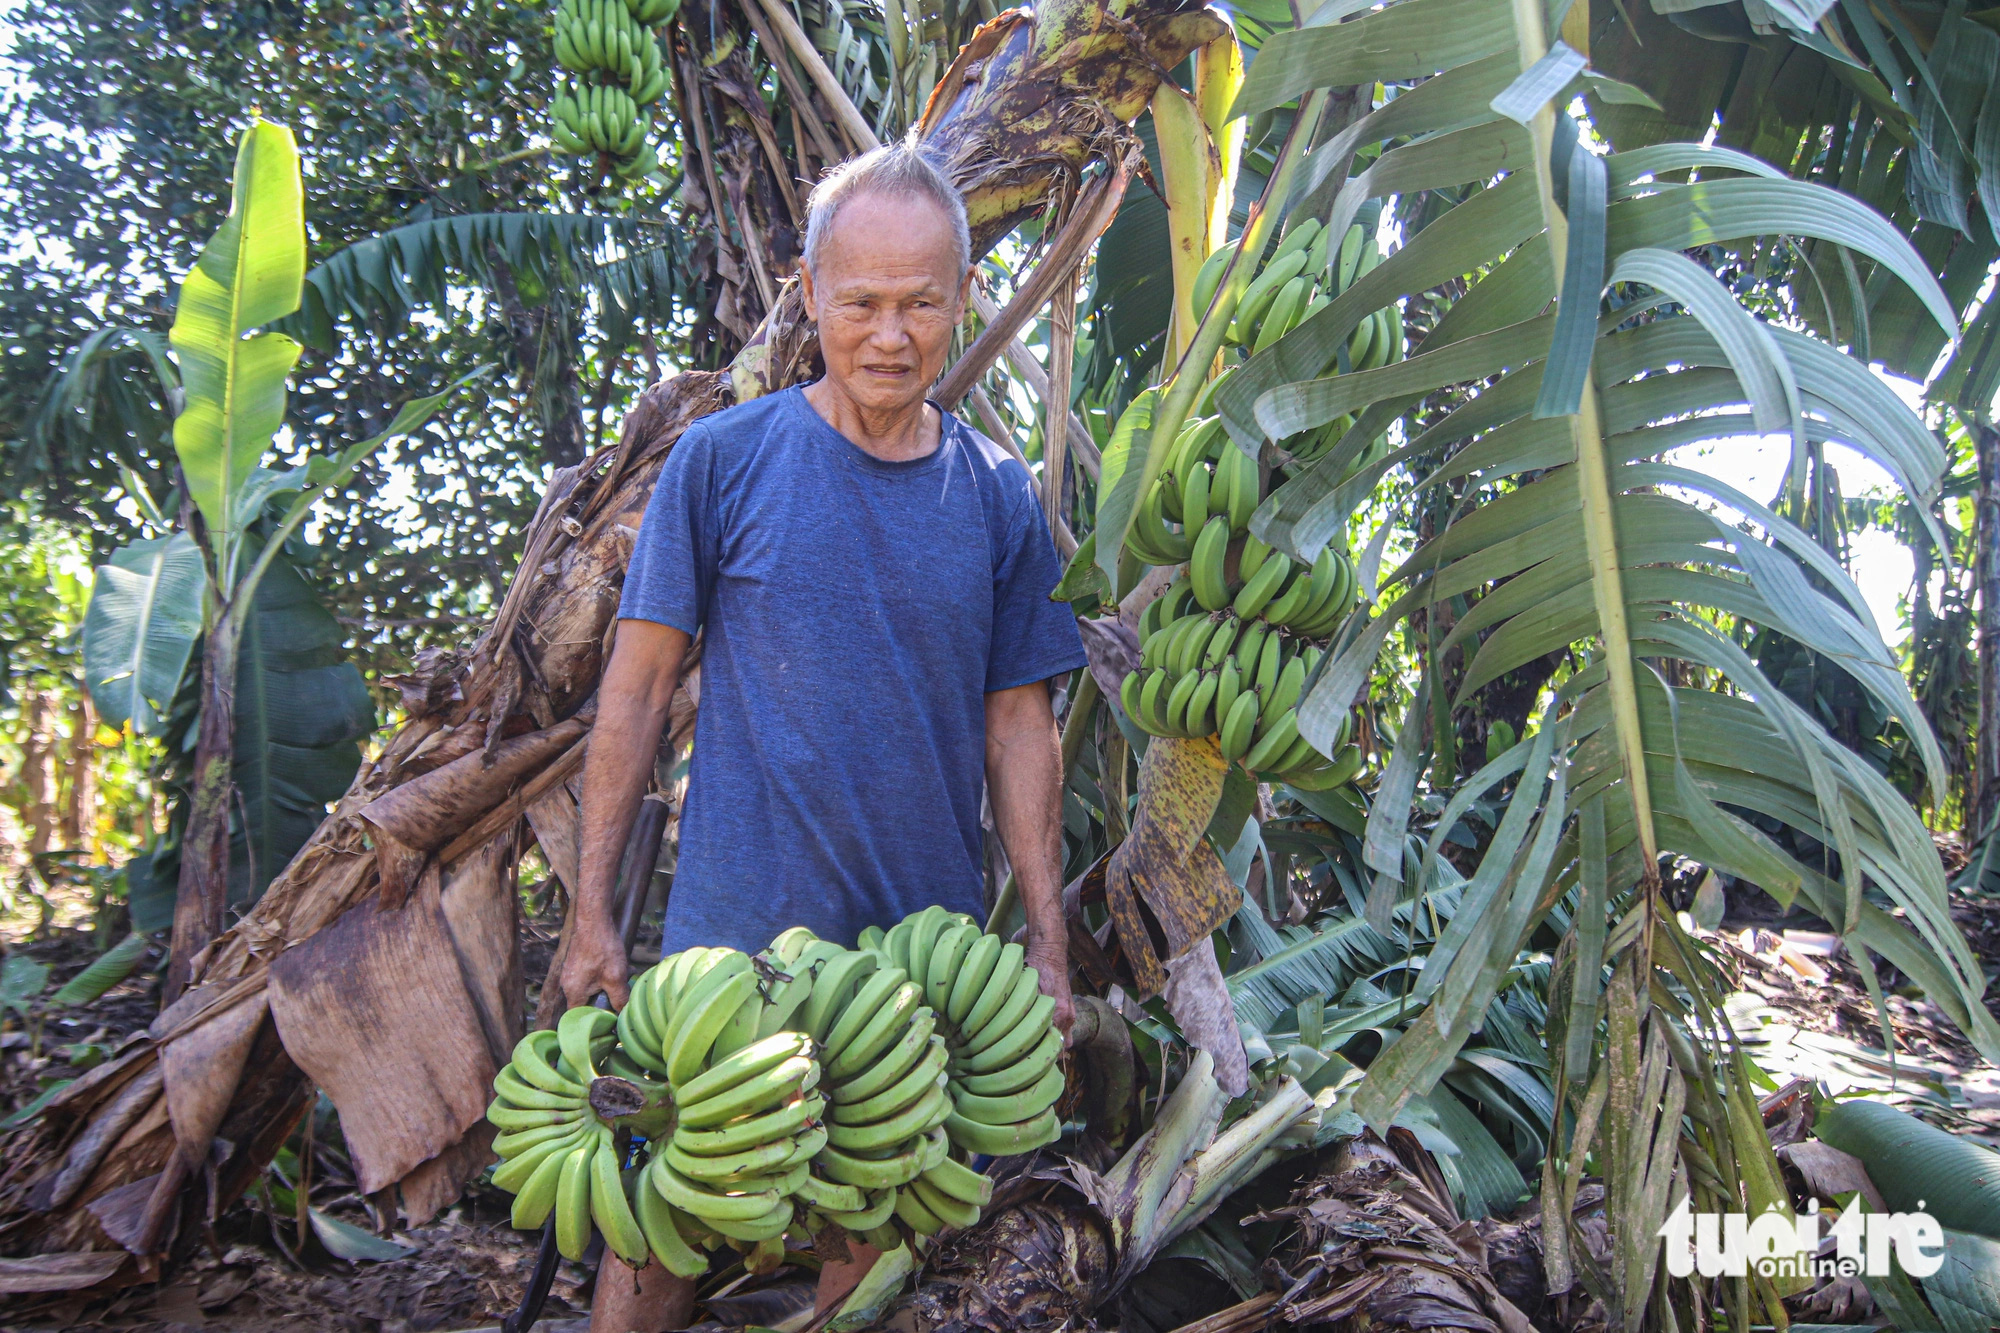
(487, 1007, 657, 1264)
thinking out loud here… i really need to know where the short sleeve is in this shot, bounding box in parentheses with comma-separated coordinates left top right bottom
(986, 463, 1089, 693)
(618, 423, 718, 635)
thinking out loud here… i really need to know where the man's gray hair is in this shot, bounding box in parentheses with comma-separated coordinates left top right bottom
(802, 138, 971, 277)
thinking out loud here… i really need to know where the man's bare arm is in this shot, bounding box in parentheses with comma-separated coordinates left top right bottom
(985, 679, 1075, 1035)
(560, 618, 691, 1009)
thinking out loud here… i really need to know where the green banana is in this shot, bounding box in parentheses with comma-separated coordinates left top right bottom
(952, 1061, 1065, 1124)
(831, 1013, 937, 1103)
(1182, 670, 1220, 737)
(1254, 274, 1311, 354)
(1189, 516, 1232, 611)
(493, 1123, 588, 1192)
(904, 905, 951, 986)
(960, 995, 1055, 1074)
(801, 950, 878, 1042)
(511, 1030, 587, 1097)
(1263, 654, 1306, 726)
(664, 1137, 795, 1184)
(925, 923, 976, 1014)
(815, 1185, 897, 1229)
(636, 1177, 711, 1277)
(947, 934, 1002, 1025)
(1213, 655, 1243, 732)
(1221, 444, 1259, 532)
(673, 1093, 822, 1156)
(494, 1120, 588, 1159)
(921, 1155, 995, 1206)
(1260, 567, 1313, 626)
(955, 1026, 1063, 1097)
(1190, 241, 1237, 318)
(896, 1185, 946, 1235)
(488, 1102, 578, 1132)
(676, 1030, 812, 1107)
(826, 1083, 947, 1152)
(675, 1055, 816, 1129)
(834, 1039, 948, 1124)
(1164, 671, 1202, 736)
(815, 1141, 926, 1189)
(957, 945, 1025, 1039)
(795, 1172, 868, 1214)
(647, 1160, 783, 1221)
(665, 963, 759, 1087)
(909, 1175, 981, 1230)
(1253, 632, 1284, 696)
(555, 1133, 596, 1258)
(592, 1138, 651, 1265)
(705, 1198, 794, 1242)
(943, 1107, 1061, 1157)
(1131, 479, 1193, 564)
(509, 1135, 578, 1228)
(1218, 689, 1262, 762)
(1228, 248, 1308, 343)
(495, 1066, 585, 1112)
(1243, 709, 1301, 773)
(822, 966, 911, 1068)
(1180, 462, 1212, 533)
(1232, 548, 1291, 619)
(957, 971, 1042, 1058)
(827, 980, 924, 1080)
(1136, 670, 1175, 738)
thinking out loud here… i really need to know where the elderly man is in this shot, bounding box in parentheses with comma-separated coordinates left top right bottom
(559, 140, 1085, 1329)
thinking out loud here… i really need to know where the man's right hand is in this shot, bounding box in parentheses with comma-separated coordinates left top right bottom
(560, 921, 632, 1010)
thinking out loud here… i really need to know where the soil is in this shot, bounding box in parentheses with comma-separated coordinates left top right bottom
(2, 879, 1996, 1332)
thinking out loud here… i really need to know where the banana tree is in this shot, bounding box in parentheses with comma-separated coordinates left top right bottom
(0, 0, 1233, 1275)
(1129, 0, 1999, 1324)
(79, 121, 463, 995)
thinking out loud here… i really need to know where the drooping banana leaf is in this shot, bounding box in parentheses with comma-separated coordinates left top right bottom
(1201, 0, 1998, 1143)
(82, 532, 206, 735)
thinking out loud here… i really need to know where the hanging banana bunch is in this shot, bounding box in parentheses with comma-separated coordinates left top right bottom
(549, 0, 677, 179)
(485, 914, 1063, 1269)
(1096, 214, 1400, 792)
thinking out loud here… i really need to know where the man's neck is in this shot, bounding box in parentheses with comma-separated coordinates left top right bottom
(803, 380, 941, 463)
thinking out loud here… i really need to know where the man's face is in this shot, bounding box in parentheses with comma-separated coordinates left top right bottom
(802, 190, 969, 418)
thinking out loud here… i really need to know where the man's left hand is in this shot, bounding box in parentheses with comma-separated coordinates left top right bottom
(1026, 936, 1075, 1042)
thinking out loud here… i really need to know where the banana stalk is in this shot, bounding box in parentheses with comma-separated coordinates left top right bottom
(1193, 27, 1244, 254)
(1152, 81, 1218, 367)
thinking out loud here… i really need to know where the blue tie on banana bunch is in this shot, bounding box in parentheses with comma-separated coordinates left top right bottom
(549, 0, 677, 179)
(482, 908, 1064, 1275)
(1114, 218, 1396, 790)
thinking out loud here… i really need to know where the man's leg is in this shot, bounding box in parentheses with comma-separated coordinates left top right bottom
(591, 1256, 697, 1333)
(816, 1240, 882, 1314)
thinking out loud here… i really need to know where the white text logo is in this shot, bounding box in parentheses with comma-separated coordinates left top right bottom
(1657, 1197, 1943, 1279)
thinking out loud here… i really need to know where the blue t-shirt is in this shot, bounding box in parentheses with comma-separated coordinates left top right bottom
(618, 385, 1087, 955)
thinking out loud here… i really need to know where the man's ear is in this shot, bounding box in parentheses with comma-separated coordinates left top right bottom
(958, 266, 975, 312)
(800, 263, 817, 316)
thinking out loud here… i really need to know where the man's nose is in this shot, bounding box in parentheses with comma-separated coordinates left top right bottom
(867, 312, 912, 348)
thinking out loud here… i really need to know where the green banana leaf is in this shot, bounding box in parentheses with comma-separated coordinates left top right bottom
(1189, 0, 1996, 1144)
(124, 544, 373, 931)
(82, 532, 206, 735)
(1815, 1099, 2000, 1243)
(168, 119, 305, 542)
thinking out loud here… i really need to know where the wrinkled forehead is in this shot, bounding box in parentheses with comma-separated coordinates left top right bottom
(811, 188, 966, 281)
